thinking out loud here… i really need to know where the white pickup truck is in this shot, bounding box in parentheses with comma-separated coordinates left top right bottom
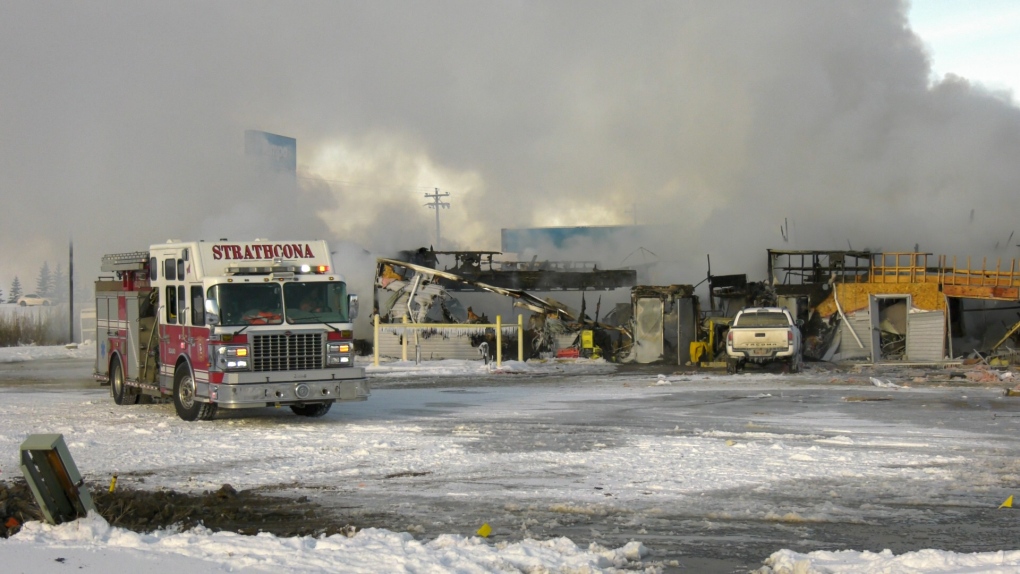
(725, 307, 803, 373)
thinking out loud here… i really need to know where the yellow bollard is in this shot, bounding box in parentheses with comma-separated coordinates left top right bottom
(373, 314, 380, 367)
(476, 523, 492, 537)
(401, 314, 408, 362)
(108, 473, 118, 493)
(496, 315, 502, 367)
(518, 314, 524, 362)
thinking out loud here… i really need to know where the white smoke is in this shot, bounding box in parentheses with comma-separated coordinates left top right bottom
(1, 1, 1018, 303)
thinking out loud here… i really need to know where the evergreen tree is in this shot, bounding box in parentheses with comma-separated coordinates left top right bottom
(9, 276, 23, 303)
(52, 263, 68, 303)
(36, 261, 52, 298)
(0, 285, 3, 303)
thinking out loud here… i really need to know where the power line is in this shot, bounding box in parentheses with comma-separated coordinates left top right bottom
(295, 173, 437, 193)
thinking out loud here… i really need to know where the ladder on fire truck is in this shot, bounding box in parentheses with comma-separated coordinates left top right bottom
(101, 251, 149, 273)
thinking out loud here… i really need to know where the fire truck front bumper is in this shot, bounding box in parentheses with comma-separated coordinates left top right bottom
(202, 368, 369, 409)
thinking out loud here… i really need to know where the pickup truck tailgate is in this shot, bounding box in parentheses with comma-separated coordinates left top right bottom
(731, 329, 788, 350)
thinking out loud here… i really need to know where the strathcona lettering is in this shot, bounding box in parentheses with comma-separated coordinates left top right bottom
(211, 243, 317, 260)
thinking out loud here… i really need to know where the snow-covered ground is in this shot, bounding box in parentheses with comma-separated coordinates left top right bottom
(2, 343, 1020, 573)
(0, 340, 94, 363)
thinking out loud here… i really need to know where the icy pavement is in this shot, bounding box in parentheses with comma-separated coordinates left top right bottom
(2, 348, 1020, 571)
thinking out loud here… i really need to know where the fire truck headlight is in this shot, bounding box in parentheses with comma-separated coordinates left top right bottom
(216, 346, 251, 371)
(326, 340, 354, 368)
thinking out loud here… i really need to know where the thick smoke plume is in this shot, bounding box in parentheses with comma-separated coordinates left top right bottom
(1, 1, 1018, 303)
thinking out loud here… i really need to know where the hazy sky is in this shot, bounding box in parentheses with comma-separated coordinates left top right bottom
(2, 1, 1019, 301)
(910, 0, 1020, 99)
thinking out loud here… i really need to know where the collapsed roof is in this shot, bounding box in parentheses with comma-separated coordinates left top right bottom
(394, 247, 637, 292)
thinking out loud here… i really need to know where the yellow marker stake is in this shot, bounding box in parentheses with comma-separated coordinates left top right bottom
(1000, 495, 1013, 509)
(476, 523, 492, 538)
(108, 474, 118, 493)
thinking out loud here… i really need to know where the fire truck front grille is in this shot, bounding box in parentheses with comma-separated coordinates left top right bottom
(252, 333, 324, 371)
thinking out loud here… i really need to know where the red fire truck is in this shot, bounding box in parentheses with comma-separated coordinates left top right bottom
(94, 239, 368, 421)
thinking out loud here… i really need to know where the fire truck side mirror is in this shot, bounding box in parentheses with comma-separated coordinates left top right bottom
(204, 299, 221, 326)
(348, 294, 359, 320)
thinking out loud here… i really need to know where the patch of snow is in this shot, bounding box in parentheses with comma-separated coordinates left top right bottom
(760, 548, 1020, 573)
(869, 377, 902, 388)
(4, 514, 646, 573)
(0, 340, 94, 363)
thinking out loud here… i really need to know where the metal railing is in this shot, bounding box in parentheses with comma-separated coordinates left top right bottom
(373, 314, 524, 367)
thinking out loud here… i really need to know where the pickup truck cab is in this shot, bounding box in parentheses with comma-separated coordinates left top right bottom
(725, 307, 802, 373)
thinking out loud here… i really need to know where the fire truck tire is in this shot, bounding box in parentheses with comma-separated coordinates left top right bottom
(173, 365, 217, 421)
(290, 402, 333, 417)
(110, 359, 139, 405)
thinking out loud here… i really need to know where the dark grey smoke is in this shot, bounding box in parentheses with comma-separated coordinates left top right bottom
(1, 1, 1018, 300)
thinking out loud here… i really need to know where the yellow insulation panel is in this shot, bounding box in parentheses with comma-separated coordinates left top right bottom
(816, 282, 944, 317)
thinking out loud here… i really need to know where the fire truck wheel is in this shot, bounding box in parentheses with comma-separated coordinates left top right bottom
(290, 402, 333, 417)
(173, 365, 217, 421)
(110, 359, 139, 405)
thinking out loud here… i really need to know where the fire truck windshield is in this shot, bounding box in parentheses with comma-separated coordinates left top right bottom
(207, 283, 284, 326)
(283, 282, 349, 324)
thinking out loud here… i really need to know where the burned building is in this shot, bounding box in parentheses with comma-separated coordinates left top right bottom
(770, 250, 1020, 363)
(395, 247, 637, 292)
(372, 250, 637, 361)
(619, 285, 699, 365)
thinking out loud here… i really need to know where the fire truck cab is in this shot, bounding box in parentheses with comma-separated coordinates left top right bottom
(95, 239, 368, 421)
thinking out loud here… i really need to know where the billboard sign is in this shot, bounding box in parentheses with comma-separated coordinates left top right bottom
(244, 130, 297, 173)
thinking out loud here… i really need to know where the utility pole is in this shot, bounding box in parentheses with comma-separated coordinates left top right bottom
(424, 188, 450, 249)
(69, 239, 74, 343)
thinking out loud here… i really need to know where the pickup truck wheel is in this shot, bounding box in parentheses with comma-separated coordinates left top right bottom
(110, 359, 139, 405)
(173, 365, 217, 421)
(789, 355, 802, 374)
(290, 402, 332, 417)
(726, 358, 738, 374)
